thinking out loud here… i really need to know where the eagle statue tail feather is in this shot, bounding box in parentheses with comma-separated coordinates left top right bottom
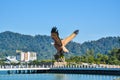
(62, 46, 69, 53)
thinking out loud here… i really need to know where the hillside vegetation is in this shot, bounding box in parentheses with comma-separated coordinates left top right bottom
(0, 31, 120, 60)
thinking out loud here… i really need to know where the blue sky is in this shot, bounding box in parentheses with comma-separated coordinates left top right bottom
(0, 0, 120, 43)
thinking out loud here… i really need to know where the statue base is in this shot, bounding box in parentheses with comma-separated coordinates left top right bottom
(54, 53, 65, 62)
(53, 62, 67, 67)
(53, 52, 67, 67)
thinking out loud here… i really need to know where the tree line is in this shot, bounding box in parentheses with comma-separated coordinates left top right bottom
(66, 48, 120, 65)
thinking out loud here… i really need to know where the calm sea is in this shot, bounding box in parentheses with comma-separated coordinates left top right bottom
(0, 72, 120, 80)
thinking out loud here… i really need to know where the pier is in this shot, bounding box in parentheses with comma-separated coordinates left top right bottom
(0, 64, 120, 75)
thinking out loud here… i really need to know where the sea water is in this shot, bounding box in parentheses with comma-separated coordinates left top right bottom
(0, 73, 120, 80)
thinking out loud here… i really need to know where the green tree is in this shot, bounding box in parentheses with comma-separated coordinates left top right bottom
(85, 49, 95, 63)
(108, 48, 120, 65)
(96, 53, 109, 64)
(0, 60, 5, 65)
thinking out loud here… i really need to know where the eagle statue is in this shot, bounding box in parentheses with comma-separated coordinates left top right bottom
(51, 27, 79, 62)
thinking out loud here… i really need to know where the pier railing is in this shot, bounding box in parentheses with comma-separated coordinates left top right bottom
(0, 64, 120, 70)
(0, 64, 120, 75)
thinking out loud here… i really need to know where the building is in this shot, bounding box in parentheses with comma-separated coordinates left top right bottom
(16, 51, 37, 62)
(5, 56, 18, 63)
(29, 52, 37, 61)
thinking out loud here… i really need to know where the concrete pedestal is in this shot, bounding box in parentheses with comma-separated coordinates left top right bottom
(53, 62, 67, 67)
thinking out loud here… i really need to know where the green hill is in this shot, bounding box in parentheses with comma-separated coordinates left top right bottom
(0, 31, 120, 60)
(81, 37, 120, 54)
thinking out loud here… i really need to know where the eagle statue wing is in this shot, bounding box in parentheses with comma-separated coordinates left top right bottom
(62, 30, 79, 46)
(51, 27, 62, 51)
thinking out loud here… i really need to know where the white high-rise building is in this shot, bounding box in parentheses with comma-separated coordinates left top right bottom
(16, 51, 37, 62)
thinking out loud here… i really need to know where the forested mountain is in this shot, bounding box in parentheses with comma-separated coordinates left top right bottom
(0, 31, 120, 60)
(81, 37, 120, 54)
